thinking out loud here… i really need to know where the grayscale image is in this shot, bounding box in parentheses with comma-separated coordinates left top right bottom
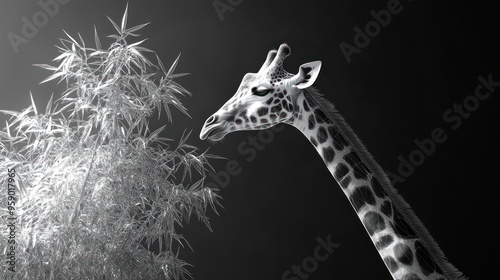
(0, 1, 497, 279)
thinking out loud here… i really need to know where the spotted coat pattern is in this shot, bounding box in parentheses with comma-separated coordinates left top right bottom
(200, 44, 463, 280)
(291, 93, 448, 280)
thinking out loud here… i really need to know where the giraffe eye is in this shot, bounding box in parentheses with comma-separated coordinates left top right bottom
(252, 87, 272, 96)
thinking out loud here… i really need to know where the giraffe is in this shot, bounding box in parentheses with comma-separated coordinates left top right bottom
(200, 44, 466, 280)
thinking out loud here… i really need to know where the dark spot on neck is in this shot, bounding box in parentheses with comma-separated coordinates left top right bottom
(376, 235, 394, 249)
(340, 176, 351, 189)
(303, 99, 310, 111)
(329, 126, 348, 151)
(363, 211, 386, 235)
(281, 100, 288, 108)
(322, 147, 335, 163)
(350, 186, 375, 212)
(315, 109, 328, 123)
(343, 151, 370, 180)
(394, 243, 413, 265)
(392, 210, 417, 238)
(334, 163, 349, 181)
(308, 115, 316, 130)
(317, 127, 328, 143)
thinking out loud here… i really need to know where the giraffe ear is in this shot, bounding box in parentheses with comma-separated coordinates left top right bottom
(292, 61, 322, 89)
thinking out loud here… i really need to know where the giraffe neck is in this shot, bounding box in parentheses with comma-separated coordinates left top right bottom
(288, 89, 464, 280)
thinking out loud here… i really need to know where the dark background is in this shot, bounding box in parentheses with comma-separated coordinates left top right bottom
(1, 0, 498, 279)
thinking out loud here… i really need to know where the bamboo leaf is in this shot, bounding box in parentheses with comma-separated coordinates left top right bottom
(107, 34, 120, 40)
(46, 93, 54, 114)
(53, 51, 72, 61)
(89, 50, 106, 57)
(94, 25, 101, 50)
(156, 54, 166, 75)
(125, 22, 149, 34)
(167, 73, 190, 79)
(0, 110, 20, 117)
(121, 4, 129, 32)
(40, 71, 66, 84)
(78, 32, 86, 49)
(166, 53, 181, 77)
(107, 16, 121, 34)
(30, 92, 38, 115)
(34, 64, 58, 71)
(63, 30, 81, 49)
(5, 121, 11, 139)
(134, 46, 153, 53)
(127, 39, 147, 49)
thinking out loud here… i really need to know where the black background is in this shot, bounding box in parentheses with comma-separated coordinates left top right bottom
(1, 0, 498, 279)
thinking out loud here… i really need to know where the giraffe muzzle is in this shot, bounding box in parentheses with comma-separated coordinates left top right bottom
(199, 123, 227, 141)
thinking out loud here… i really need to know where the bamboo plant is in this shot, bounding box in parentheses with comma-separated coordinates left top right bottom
(0, 6, 220, 279)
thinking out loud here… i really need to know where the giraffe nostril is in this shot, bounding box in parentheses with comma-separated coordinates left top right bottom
(206, 115, 217, 125)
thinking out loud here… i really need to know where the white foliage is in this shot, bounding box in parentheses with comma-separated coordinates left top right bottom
(0, 6, 220, 280)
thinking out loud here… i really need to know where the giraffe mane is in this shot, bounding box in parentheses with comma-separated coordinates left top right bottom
(303, 87, 467, 280)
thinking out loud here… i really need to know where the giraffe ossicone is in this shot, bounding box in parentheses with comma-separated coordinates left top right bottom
(200, 43, 466, 280)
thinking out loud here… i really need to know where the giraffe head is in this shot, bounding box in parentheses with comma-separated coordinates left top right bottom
(200, 43, 322, 141)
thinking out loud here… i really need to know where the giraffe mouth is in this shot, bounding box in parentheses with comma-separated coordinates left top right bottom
(200, 124, 228, 142)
